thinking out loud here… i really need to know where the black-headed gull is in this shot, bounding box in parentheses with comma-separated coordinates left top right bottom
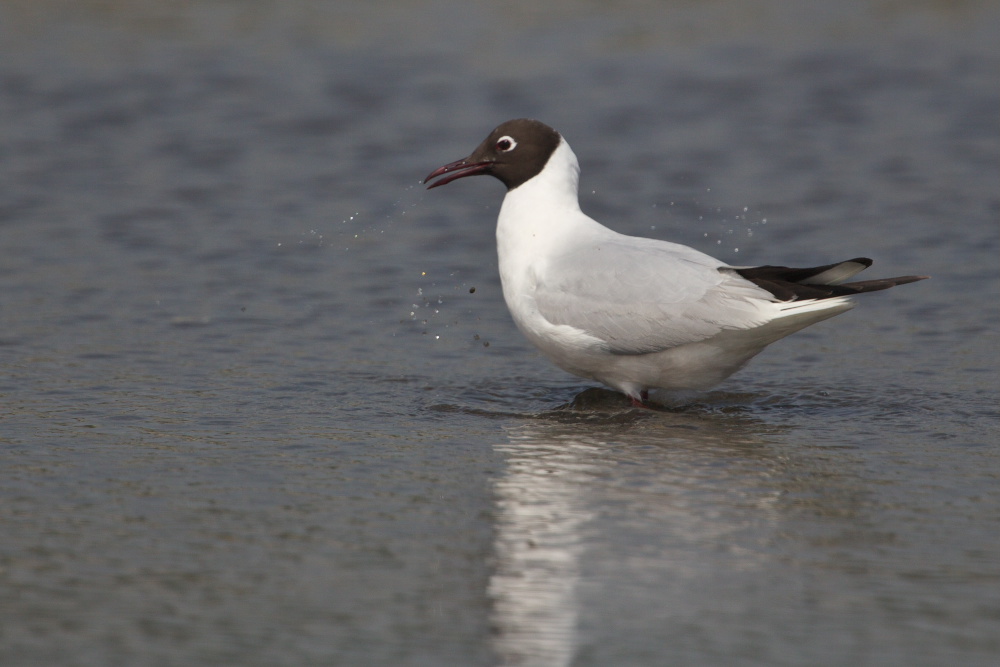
(425, 119, 927, 405)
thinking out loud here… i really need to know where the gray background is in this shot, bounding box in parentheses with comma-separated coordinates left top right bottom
(1, 2, 997, 665)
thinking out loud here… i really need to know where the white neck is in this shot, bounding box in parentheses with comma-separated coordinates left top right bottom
(501, 138, 581, 220)
(495, 138, 613, 320)
(495, 139, 604, 254)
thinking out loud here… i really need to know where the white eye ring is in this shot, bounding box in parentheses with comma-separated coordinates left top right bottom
(495, 136, 517, 152)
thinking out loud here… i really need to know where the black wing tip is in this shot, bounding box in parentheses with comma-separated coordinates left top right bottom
(814, 274, 930, 295)
(737, 267, 929, 301)
(889, 274, 931, 284)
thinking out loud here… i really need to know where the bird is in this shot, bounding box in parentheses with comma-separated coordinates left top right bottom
(424, 119, 927, 406)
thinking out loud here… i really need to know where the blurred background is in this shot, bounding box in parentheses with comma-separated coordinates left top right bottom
(1, 2, 998, 666)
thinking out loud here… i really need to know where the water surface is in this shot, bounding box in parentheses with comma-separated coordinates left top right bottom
(1, 2, 998, 665)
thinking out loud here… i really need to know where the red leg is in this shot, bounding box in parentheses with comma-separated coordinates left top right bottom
(629, 390, 650, 408)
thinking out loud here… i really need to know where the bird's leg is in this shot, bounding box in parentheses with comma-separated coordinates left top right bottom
(629, 390, 650, 408)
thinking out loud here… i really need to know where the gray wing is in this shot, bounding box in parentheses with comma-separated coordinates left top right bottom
(534, 237, 774, 354)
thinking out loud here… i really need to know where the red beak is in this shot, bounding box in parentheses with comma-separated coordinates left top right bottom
(424, 158, 494, 189)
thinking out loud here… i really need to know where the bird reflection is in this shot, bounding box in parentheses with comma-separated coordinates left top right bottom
(488, 390, 787, 666)
(489, 430, 602, 666)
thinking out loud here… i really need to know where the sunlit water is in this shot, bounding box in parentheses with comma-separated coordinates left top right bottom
(1, 2, 998, 666)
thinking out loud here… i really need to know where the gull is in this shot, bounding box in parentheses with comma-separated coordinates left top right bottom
(424, 119, 927, 405)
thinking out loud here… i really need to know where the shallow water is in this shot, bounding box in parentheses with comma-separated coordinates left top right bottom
(1, 2, 998, 665)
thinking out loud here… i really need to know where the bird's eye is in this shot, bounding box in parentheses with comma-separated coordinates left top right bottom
(495, 136, 517, 152)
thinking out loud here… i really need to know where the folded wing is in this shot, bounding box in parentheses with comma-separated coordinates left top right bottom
(535, 243, 928, 355)
(534, 238, 775, 354)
